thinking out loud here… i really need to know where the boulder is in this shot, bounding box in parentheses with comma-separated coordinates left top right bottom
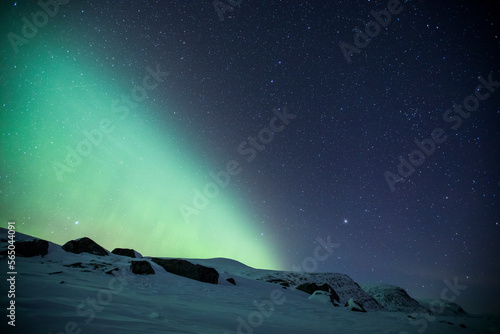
(345, 298, 367, 312)
(296, 282, 340, 305)
(151, 258, 219, 284)
(16, 239, 49, 257)
(308, 290, 334, 305)
(62, 237, 108, 256)
(226, 278, 236, 285)
(131, 260, 155, 275)
(112, 248, 137, 258)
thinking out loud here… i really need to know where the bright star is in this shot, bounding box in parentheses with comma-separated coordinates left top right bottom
(75, 221, 79, 225)
(343, 219, 348, 224)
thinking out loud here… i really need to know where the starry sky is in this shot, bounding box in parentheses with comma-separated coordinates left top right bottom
(1, 0, 499, 314)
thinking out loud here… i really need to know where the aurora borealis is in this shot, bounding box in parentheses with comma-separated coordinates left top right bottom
(2, 53, 282, 269)
(0, 5, 283, 270)
(1, 0, 500, 315)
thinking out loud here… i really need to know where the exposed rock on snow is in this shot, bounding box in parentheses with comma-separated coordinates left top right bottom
(345, 298, 367, 312)
(151, 258, 219, 284)
(226, 277, 236, 285)
(418, 298, 468, 316)
(363, 284, 429, 313)
(263, 278, 290, 287)
(62, 237, 109, 256)
(296, 282, 340, 306)
(63, 262, 85, 269)
(130, 260, 155, 275)
(308, 290, 335, 305)
(16, 239, 49, 257)
(112, 248, 139, 258)
(253, 272, 383, 311)
(63, 260, 113, 272)
(0, 228, 491, 334)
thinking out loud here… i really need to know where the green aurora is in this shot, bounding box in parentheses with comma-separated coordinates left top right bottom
(0, 44, 282, 270)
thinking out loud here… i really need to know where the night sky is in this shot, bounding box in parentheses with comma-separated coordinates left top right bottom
(1, 0, 499, 314)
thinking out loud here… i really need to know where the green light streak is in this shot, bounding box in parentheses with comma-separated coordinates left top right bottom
(1, 45, 282, 270)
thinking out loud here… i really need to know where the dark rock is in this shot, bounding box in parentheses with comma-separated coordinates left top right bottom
(296, 282, 340, 305)
(63, 261, 111, 272)
(0, 238, 9, 256)
(88, 260, 107, 270)
(16, 239, 49, 257)
(112, 248, 137, 258)
(106, 268, 119, 275)
(226, 278, 236, 285)
(345, 298, 367, 312)
(131, 260, 155, 275)
(459, 324, 466, 328)
(151, 258, 219, 284)
(408, 315, 416, 319)
(62, 237, 108, 256)
(265, 278, 290, 287)
(48, 271, 63, 275)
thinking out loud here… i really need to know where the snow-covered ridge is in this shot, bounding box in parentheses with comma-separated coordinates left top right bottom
(1, 228, 496, 334)
(362, 284, 429, 313)
(244, 271, 383, 311)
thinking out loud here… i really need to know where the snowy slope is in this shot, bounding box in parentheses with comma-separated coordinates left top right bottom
(189, 258, 383, 310)
(0, 228, 498, 334)
(249, 271, 382, 311)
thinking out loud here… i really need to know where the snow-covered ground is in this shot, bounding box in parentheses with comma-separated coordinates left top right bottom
(0, 229, 498, 334)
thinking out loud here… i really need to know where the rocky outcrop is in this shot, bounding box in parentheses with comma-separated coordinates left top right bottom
(151, 258, 219, 284)
(254, 272, 383, 311)
(296, 282, 340, 305)
(131, 260, 155, 275)
(16, 239, 49, 257)
(62, 237, 108, 256)
(345, 298, 367, 312)
(363, 285, 428, 313)
(226, 278, 236, 285)
(264, 278, 290, 287)
(112, 248, 137, 258)
(308, 290, 336, 306)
